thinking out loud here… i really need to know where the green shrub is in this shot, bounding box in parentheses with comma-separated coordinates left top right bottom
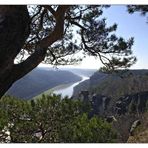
(0, 95, 117, 143)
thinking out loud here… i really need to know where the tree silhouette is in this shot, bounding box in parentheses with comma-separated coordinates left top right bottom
(0, 5, 136, 98)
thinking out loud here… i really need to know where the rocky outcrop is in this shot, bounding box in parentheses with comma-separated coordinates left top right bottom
(73, 69, 148, 99)
(78, 90, 148, 117)
(114, 91, 148, 115)
(79, 90, 90, 102)
(91, 94, 111, 115)
(129, 120, 141, 136)
(105, 116, 117, 123)
(73, 70, 148, 143)
(78, 91, 111, 116)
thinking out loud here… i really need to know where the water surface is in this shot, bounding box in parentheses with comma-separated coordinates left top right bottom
(53, 76, 89, 98)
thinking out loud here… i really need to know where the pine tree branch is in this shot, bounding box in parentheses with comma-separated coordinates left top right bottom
(12, 5, 71, 81)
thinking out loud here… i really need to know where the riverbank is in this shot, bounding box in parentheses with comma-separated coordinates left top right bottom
(33, 75, 89, 99)
(53, 76, 89, 98)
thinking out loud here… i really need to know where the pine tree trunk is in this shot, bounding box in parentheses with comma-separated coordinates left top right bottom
(0, 6, 30, 98)
(0, 5, 69, 98)
(0, 81, 13, 98)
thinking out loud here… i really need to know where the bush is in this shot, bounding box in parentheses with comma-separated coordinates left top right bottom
(0, 95, 117, 143)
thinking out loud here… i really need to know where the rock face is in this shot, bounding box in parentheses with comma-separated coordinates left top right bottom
(78, 91, 111, 116)
(79, 90, 90, 102)
(73, 69, 148, 99)
(74, 70, 148, 143)
(91, 94, 111, 115)
(78, 90, 148, 117)
(114, 91, 148, 115)
(77, 90, 148, 142)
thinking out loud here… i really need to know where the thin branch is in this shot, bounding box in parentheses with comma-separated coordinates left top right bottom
(42, 5, 56, 17)
(12, 6, 71, 81)
(31, 6, 42, 22)
(48, 48, 56, 62)
(38, 9, 46, 31)
(81, 30, 97, 55)
(70, 21, 86, 30)
(65, 14, 82, 20)
(27, 36, 37, 43)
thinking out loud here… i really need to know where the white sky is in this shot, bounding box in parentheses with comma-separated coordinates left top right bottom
(39, 4, 148, 70)
(39, 56, 103, 69)
(2, 0, 148, 70)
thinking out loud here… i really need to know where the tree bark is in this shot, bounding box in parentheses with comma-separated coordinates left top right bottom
(0, 5, 70, 98)
(0, 5, 30, 98)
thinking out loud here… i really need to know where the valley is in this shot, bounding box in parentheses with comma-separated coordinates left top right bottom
(4, 68, 148, 142)
(7, 67, 96, 99)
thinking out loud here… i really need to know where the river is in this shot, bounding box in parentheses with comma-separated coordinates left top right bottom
(52, 75, 89, 98)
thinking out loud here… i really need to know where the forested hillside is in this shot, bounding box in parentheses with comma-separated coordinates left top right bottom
(73, 69, 148, 98)
(61, 68, 97, 77)
(7, 68, 82, 99)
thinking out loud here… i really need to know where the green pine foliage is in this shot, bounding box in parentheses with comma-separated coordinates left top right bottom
(0, 94, 117, 143)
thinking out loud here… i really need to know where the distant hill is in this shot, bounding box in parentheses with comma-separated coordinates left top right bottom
(7, 67, 82, 99)
(73, 69, 148, 98)
(60, 68, 97, 77)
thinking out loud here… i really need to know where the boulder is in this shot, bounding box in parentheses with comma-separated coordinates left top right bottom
(130, 120, 141, 136)
(106, 116, 117, 123)
(79, 90, 89, 101)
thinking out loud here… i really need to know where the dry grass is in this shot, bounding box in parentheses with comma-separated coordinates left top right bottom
(127, 112, 148, 143)
(128, 130, 148, 143)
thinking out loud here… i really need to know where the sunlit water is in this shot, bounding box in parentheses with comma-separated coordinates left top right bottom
(53, 76, 89, 98)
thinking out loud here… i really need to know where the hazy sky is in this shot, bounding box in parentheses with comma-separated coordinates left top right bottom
(103, 5, 148, 69)
(39, 5, 148, 69)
